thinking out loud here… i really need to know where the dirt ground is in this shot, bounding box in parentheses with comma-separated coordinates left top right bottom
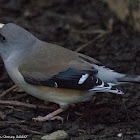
(0, 0, 140, 139)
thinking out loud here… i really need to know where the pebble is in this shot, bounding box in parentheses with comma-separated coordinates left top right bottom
(41, 130, 68, 140)
(117, 133, 123, 137)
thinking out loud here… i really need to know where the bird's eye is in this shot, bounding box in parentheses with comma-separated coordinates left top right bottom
(0, 34, 6, 42)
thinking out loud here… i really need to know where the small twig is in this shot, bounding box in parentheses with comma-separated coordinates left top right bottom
(20, 125, 44, 135)
(0, 100, 56, 110)
(0, 85, 17, 98)
(0, 111, 6, 120)
(75, 31, 109, 52)
(72, 29, 107, 34)
(46, 12, 84, 24)
(108, 18, 114, 31)
(6, 105, 22, 112)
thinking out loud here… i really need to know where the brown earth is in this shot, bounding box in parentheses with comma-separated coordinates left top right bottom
(0, 0, 140, 139)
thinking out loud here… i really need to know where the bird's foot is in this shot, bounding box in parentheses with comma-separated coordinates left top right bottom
(32, 115, 63, 122)
(32, 108, 64, 122)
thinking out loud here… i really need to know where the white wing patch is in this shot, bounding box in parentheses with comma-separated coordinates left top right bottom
(89, 79, 124, 94)
(54, 82, 58, 88)
(78, 74, 89, 84)
(89, 81, 107, 91)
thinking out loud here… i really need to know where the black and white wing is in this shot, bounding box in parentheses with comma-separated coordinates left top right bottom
(22, 68, 123, 94)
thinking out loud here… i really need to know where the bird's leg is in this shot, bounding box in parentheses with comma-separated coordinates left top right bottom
(32, 108, 64, 122)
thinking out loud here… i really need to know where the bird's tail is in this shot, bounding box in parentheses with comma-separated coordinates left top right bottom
(118, 74, 140, 84)
(94, 64, 140, 85)
(104, 74, 140, 95)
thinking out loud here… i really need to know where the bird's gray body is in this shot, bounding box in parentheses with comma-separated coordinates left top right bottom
(0, 23, 139, 110)
(3, 49, 93, 108)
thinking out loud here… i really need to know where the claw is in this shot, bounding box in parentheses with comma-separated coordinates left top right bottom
(32, 115, 63, 122)
(50, 116, 64, 122)
(32, 108, 64, 122)
(32, 116, 46, 122)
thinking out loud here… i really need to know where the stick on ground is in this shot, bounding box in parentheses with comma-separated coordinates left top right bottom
(75, 31, 110, 52)
(0, 100, 56, 110)
(0, 85, 17, 98)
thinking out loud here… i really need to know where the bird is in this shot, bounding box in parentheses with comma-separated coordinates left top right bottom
(0, 23, 140, 121)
